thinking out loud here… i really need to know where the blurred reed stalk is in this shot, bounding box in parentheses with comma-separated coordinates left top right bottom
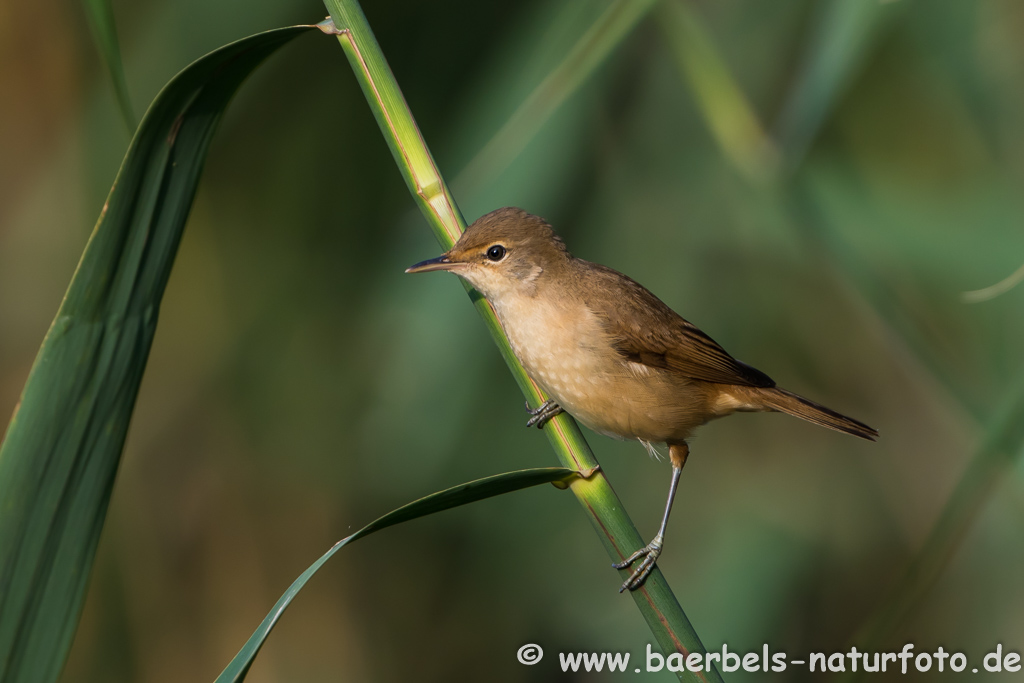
(658, 0, 1024, 662)
(657, 0, 777, 183)
(81, 0, 136, 131)
(317, 1, 721, 680)
(454, 0, 658, 196)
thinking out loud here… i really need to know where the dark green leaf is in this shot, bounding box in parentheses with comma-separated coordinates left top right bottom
(0, 25, 314, 683)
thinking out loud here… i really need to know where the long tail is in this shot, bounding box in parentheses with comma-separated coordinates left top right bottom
(760, 388, 878, 441)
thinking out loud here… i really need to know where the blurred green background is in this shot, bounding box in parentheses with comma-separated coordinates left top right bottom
(2, 0, 1024, 680)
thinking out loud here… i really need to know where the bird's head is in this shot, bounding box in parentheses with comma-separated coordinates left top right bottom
(406, 207, 570, 300)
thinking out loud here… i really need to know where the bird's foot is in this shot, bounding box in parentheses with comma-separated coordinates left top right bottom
(524, 399, 564, 429)
(612, 534, 663, 592)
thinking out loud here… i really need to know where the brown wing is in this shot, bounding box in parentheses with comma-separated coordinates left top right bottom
(582, 263, 775, 388)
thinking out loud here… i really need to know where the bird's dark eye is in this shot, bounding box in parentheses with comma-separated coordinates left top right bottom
(486, 245, 507, 261)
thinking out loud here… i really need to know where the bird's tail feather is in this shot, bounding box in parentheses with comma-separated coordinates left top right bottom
(761, 388, 878, 441)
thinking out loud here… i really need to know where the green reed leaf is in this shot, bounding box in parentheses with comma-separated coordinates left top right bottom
(216, 467, 579, 682)
(0, 25, 314, 683)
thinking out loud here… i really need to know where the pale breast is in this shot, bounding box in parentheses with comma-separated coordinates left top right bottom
(491, 293, 710, 443)
(494, 294, 609, 399)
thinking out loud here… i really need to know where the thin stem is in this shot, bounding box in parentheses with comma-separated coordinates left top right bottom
(318, 3, 721, 680)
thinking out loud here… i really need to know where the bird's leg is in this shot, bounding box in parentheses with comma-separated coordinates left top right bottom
(613, 442, 688, 592)
(524, 399, 564, 429)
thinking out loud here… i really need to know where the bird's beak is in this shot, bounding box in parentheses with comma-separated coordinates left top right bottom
(405, 254, 461, 273)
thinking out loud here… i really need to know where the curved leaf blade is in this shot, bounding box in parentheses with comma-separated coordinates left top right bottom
(215, 467, 579, 683)
(0, 25, 314, 683)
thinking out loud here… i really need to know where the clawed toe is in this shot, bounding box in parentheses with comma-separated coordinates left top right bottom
(612, 535, 663, 592)
(609, 446, 685, 593)
(524, 399, 564, 429)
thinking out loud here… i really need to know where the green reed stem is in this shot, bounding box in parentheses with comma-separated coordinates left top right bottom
(317, 3, 721, 680)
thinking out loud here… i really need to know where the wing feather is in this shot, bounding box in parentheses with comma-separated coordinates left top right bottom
(582, 263, 775, 388)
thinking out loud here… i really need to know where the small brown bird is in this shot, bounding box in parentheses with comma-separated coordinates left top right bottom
(407, 207, 877, 592)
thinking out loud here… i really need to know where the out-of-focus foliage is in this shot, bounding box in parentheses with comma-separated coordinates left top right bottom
(1, 0, 1023, 681)
(81, 0, 136, 130)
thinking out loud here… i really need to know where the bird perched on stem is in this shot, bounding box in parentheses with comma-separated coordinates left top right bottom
(407, 207, 877, 592)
